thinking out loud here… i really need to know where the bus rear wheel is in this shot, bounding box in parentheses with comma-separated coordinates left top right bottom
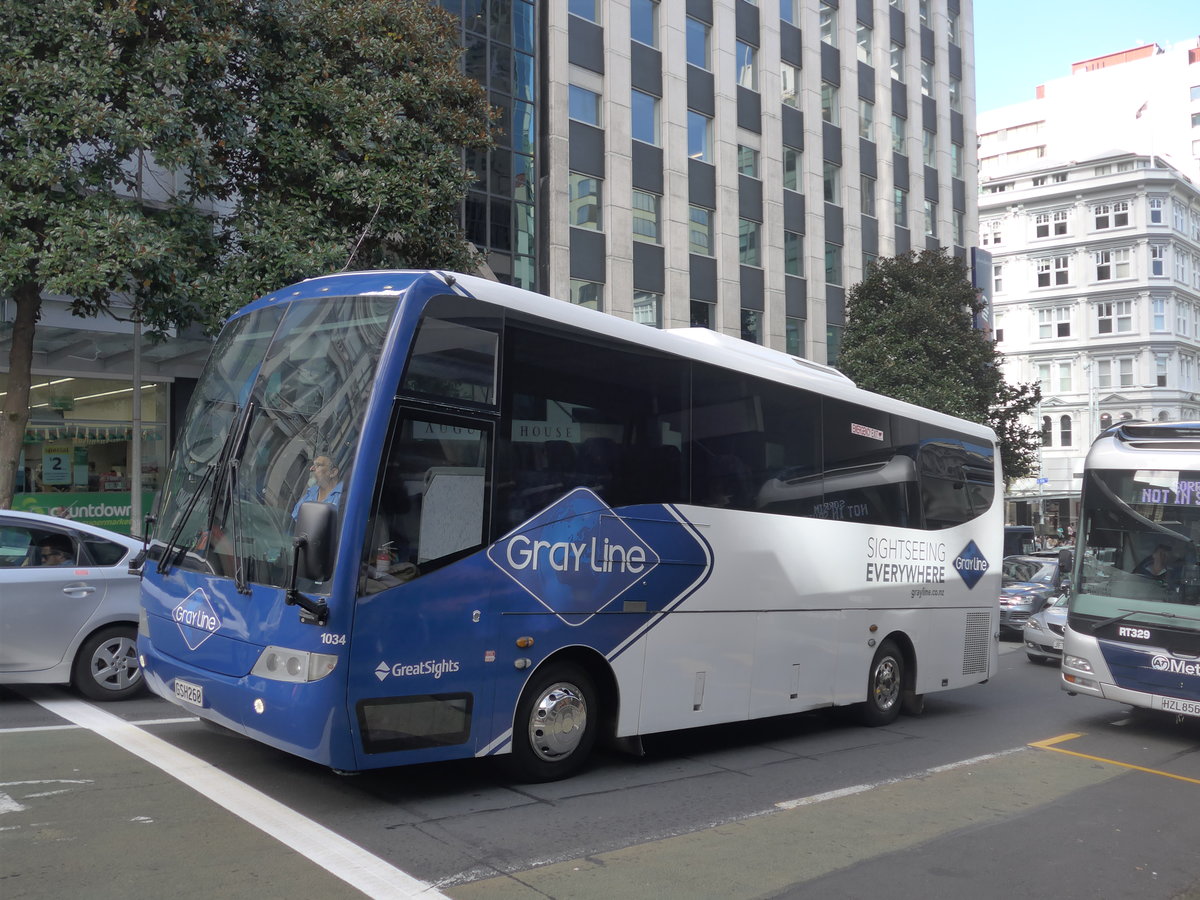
(860, 640, 904, 726)
(507, 662, 598, 783)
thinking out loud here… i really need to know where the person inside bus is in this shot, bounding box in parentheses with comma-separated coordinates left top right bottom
(1134, 543, 1178, 583)
(37, 534, 76, 567)
(291, 454, 343, 519)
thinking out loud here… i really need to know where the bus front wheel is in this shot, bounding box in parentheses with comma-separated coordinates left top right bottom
(860, 640, 904, 726)
(507, 662, 598, 782)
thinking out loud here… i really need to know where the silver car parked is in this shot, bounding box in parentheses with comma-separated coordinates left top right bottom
(0, 510, 145, 700)
(1023, 592, 1068, 664)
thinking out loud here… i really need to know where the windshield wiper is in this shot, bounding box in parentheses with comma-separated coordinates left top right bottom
(1090, 608, 1200, 633)
(207, 401, 257, 594)
(156, 462, 218, 575)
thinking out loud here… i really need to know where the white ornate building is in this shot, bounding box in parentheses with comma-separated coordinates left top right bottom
(982, 152, 1200, 532)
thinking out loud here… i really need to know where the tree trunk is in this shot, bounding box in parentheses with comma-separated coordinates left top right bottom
(0, 281, 42, 508)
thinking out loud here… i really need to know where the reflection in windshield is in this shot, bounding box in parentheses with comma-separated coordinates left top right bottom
(1076, 469, 1200, 613)
(155, 297, 396, 592)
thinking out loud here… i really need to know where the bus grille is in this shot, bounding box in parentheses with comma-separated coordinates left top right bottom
(962, 611, 991, 675)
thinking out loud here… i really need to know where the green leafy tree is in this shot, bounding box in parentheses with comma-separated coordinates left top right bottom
(1, 0, 492, 507)
(837, 250, 1041, 483)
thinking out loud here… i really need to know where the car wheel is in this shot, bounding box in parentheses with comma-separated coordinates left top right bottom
(73, 625, 145, 701)
(506, 662, 598, 783)
(860, 640, 904, 727)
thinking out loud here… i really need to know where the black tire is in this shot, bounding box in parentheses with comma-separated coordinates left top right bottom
(73, 625, 145, 701)
(506, 662, 598, 783)
(860, 640, 904, 726)
(1027, 653, 1046, 665)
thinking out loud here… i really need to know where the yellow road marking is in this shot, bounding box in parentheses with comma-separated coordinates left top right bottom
(1030, 732, 1200, 785)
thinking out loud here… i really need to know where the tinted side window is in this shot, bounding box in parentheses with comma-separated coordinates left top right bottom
(818, 400, 920, 527)
(692, 365, 821, 513)
(401, 294, 501, 407)
(84, 539, 129, 566)
(918, 427, 996, 529)
(498, 324, 688, 532)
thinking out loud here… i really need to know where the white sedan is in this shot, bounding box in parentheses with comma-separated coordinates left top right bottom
(0, 509, 146, 700)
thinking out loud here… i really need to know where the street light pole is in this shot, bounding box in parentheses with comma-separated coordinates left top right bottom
(130, 311, 142, 535)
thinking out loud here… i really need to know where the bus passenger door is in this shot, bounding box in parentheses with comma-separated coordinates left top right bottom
(347, 409, 500, 767)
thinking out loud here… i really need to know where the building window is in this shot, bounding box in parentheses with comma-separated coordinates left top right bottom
(950, 142, 963, 178)
(819, 2, 837, 46)
(1178, 300, 1192, 335)
(1149, 197, 1164, 224)
(786, 317, 803, 356)
(1038, 305, 1071, 339)
(689, 205, 714, 256)
(686, 17, 710, 70)
(569, 85, 601, 126)
(920, 60, 934, 97)
(631, 0, 658, 48)
(1036, 256, 1070, 287)
(825, 242, 843, 285)
(632, 189, 661, 243)
(861, 174, 876, 217)
(1041, 415, 1052, 447)
(737, 41, 758, 91)
(1156, 353, 1169, 387)
(1034, 210, 1068, 238)
(858, 97, 874, 140)
(688, 110, 711, 161)
(953, 210, 964, 245)
(784, 230, 803, 276)
(570, 279, 602, 309)
(949, 75, 961, 112)
(631, 89, 659, 145)
(993, 263, 1004, 293)
(821, 81, 839, 125)
(781, 62, 801, 108)
(569, 0, 598, 23)
(823, 161, 840, 204)
(891, 114, 906, 154)
(1093, 200, 1130, 230)
(783, 145, 800, 190)
(922, 130, 936, 167)
(947, 11, 960, 45)
(1150, 244, 1166, 277)
(857, 22, 872, 64)
(690, 299, 715, 328)
(894, 187, 908, 227)
(568, 173, 602, 230)
(1094, 248, 1131, 281)
(1096, 299, 1133, 334)
(633, 290, 662, 327)
(981, 221, 1001, 246)
(1060, 415, 1072, 447)
(1153, 298, 1168, 330)
(890, 40, 904, 81)
(739, 218, 761, 266)
(741, 309, 763, 344)
(738, 145, 760, 177)
(781, 0, 800, 26)
(923, 200, 937, 237)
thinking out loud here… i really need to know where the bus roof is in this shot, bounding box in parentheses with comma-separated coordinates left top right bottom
(250, 269, 997, 444)
(1086, 421, 1200, 468)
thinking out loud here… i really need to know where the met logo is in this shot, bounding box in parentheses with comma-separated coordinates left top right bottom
(952, 541, 989, 590)
(173, 588, 222, 651)
(489, 488, 661, 625)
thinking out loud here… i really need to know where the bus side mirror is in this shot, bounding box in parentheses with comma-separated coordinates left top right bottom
(1058, 548, 1073, 573)
(295, 501, 337, 583)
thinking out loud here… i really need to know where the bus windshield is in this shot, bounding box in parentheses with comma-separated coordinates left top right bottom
(1075, 468, 1200, 619)
(154, 296, 396, 591)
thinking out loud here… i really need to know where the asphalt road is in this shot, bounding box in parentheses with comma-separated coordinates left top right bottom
(2, 638, 1198, 900)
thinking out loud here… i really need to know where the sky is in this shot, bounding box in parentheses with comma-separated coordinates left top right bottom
(973, 0, 1199, 112)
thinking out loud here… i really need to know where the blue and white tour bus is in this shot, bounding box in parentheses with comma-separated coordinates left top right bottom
(137, 271, 1001, 780)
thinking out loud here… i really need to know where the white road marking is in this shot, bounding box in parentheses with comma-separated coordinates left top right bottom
(774, 746, 1028, 810)
(17, 690, 449, 900)
(0, 715, 196, 735)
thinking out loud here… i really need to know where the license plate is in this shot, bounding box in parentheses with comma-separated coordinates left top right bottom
(174, 678, 204, 707)
(1158, 696, 1200, 717)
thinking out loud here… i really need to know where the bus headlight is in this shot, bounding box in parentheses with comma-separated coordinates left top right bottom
(252, 646, 338, 683)
(1064, 654, 1093, 673)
